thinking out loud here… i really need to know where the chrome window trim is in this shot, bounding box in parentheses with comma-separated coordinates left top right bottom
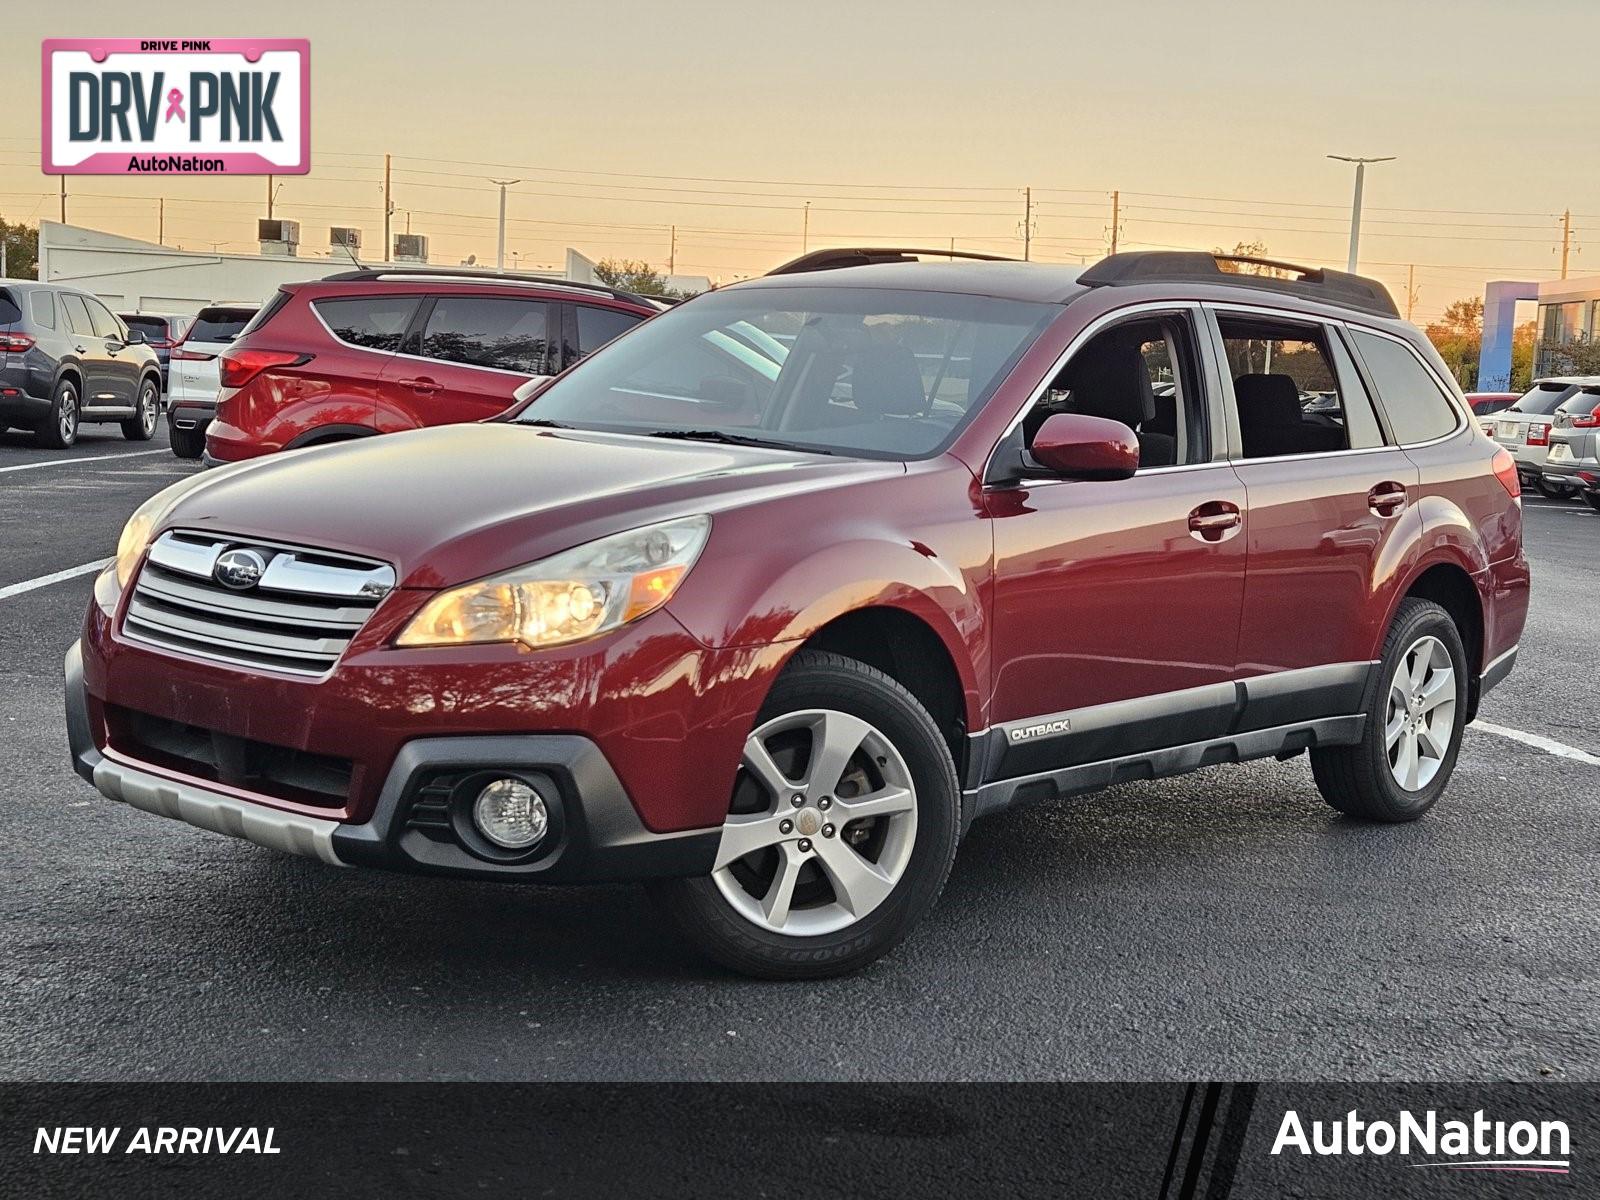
(309, 299, 555, 382)
(983, 299, 1213, 484)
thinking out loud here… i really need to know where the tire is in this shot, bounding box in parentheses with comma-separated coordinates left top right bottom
(169, 425, 205, 460)
(121, 377, 161, 441)
(36, 377, 80, 449)
(1582, 491, 1600, 513)
(649, 649, 961, 979)
(1310, 598, 1468, 822)
(1534, 477, 1574, 500)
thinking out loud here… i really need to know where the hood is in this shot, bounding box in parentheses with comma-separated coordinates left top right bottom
(163, 423, 900, 589)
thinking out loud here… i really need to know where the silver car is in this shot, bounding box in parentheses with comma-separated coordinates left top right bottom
(1541, 385, 1600, 511)
(1491, 376, 1600, 498)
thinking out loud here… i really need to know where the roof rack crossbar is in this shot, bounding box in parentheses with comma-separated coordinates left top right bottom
(1076, 251, 1400, 318)
(319, 266, 666, 307)
(767, 247, 1019, 275)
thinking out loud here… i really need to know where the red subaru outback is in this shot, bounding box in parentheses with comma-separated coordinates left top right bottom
(199, 268, 665, 465)
(68, 250, 1528, 978)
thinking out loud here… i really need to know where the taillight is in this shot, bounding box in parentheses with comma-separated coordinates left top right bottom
(1492, 449, 1520, 498)
(170, 347, 215, 362)
(0, 332, 36, 353)
(148, 337, 173, 349)
(1572, 403, 1600, 429)
(1527, 423, 1550, 447)
(218, 348, 311, 389)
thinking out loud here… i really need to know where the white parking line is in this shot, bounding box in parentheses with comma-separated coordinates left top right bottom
(0, 558, 112, 600)
(1471, 720, 1600, 767)
(0, 449, 170, 475)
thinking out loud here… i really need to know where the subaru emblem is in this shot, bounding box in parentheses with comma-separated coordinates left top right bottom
(213, 547, 268, 591)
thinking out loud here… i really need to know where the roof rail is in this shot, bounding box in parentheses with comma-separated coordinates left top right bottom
(1076, 251, 1400, 318)
(767, 247, 1019, 275)
(318, 266, 668, 308)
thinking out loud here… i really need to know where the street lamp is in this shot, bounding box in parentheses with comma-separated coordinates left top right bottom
(489, 178, 521, 270)
(1327, 155, 1395, 273)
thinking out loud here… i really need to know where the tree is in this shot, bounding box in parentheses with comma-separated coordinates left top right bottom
(1424, 297, 1485, 388)
(1214, 240, 1280, 276)
(1510, 320, 1537, 391)
(593, 259, 698, 298)
(0, 219, 39, 279)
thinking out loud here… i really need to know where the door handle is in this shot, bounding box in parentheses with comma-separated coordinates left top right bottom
(1188, 500, 1242, 543)
(405, 377, 440, 394)
(1367, 482, 1408, 517)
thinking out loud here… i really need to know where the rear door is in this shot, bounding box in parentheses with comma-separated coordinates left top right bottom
(1207, 305, 1420, 718)
(304, 292, 422, 433)
(379, 293, 552, 430)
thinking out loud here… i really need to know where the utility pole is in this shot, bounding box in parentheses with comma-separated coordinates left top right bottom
(267, 175, 274, 219)
(668, 225, 676, 276)
(1406, 264, 1416, 321)
(59, 177, 66, 224)
(383, 153, 392, 263)
(1561, 210, 1572, 279)
(802, 202, 810, 253)
(1022, 187, 1032, 261)
(1110, 190, 1120, 255)
(490, 178, 520, 270)
(158, 198, 164, 245)
(1327, 154, 1395, 272)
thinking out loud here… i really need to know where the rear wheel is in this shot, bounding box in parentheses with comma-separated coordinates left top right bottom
(650, 650, 960, 979)
(121, 378, 161, 441)
(36, 377, 79, 449)
(1310, 598, 1467, 822)
(169, 425, 205, 459)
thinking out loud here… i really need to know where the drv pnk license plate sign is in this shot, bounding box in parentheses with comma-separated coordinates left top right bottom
(42, 39, 309, 176)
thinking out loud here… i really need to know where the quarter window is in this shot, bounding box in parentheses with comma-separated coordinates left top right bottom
(418, 297, 550, 374)
(1349, 330, 1460, 445)
(315, 296, 420, 353)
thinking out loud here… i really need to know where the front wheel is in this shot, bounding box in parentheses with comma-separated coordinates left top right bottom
(650, 650, 960, 979)
(121, 378, 161, 441)
(1310, 598, 1467, 822)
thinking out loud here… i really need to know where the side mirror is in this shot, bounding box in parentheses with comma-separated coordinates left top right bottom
(124, 329, 146, 345)
(1028, 412, 1140, 480)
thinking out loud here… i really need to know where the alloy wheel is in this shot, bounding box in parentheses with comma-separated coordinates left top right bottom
(712, 708, 918, 937)
(59, 390, 78, 442)
(1385, 635, 1456, 791)
(140, 385, 158, 435)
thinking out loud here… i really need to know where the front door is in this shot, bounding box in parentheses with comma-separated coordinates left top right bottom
(985, 307, 1249, 779)
(59, 293, 119, 406)
(379, 294, 552, 431)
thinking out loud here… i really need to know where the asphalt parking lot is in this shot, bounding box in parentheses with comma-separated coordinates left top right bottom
(1, 425, 1596, 1083)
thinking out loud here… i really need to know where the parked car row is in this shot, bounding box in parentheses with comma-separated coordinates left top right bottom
(1486, 376, 1600, 505)
(68, 248, 1528, 977)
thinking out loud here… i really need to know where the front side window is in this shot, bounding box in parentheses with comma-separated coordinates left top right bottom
(315, 296, 420, 353)
(516, 286, 1055, 460)
(1350, 329, 1461, 445)
(575, 304, 644, 360)
(1022, 313, 1208, 468)
(86, 298, 123, 340)
(1219, 314, 1377, 459)
(419, 296, 550, 374)
(60, 293, 93, 337)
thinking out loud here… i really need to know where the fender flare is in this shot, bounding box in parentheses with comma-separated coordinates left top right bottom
(283, 423, 380, 450)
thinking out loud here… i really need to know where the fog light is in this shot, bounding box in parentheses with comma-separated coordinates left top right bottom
(471, 777, 549, 850)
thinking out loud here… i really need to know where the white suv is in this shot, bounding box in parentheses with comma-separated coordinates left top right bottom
(167, 303, 258, 458)
(1490, 376, 1600, 498)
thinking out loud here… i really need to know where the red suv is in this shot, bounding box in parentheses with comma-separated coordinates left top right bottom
(68, 250, 1528, 978)
(201, 269, 665, 465)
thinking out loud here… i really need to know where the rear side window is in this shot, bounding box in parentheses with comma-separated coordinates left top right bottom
(1218, 313, 1380, 457)
(418, 296, 550, 374)
(0, 289, 22, 325)
(575, 305, 644, 359)
(30, 291, 55, 329)
(315, 296, 419, 352)
(188, 307, 256, 344)
(1350, 330, 1460, 445)
(60, 293, 93, 336)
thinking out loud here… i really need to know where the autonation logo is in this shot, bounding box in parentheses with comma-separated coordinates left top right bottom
(1272, 1108, 1571, 1175)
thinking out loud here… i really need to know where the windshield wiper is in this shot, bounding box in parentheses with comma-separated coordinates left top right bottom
(642, 429, 837, 455)
(521, 418, 576, 429)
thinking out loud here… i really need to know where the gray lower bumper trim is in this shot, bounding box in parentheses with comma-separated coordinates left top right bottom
(91, 756, 345, 865)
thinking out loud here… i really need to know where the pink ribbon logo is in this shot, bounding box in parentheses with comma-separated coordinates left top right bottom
(164, 88, 185, 123)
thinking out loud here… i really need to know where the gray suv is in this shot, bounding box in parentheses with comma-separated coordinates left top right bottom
(0, 280, 163, 448)
(1542, 384, 1600, 511)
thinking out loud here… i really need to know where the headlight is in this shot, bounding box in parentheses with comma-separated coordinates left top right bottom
(108, 471, 218, 598)
(396, 515, 711, 650)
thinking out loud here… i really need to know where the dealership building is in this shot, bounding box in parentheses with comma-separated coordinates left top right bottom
(33, 221, 710, 315)
(1478, 272, 1600, 389)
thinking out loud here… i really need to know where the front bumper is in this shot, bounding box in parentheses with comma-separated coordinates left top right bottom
(66, 640, 720, 883)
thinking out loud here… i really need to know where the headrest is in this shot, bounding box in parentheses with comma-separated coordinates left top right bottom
(1234, 374, 1303, 425)
(849, 343, 927, 417)
(1063, 341, 1155, 428)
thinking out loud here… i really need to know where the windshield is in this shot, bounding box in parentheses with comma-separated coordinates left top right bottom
(1508, 382, 1578, 414)
(514, 285, 1057, 459)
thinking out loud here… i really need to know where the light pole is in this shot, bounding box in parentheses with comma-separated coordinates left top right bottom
(489, 178, 521, 270)
(1327, 155, 1395, 273)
